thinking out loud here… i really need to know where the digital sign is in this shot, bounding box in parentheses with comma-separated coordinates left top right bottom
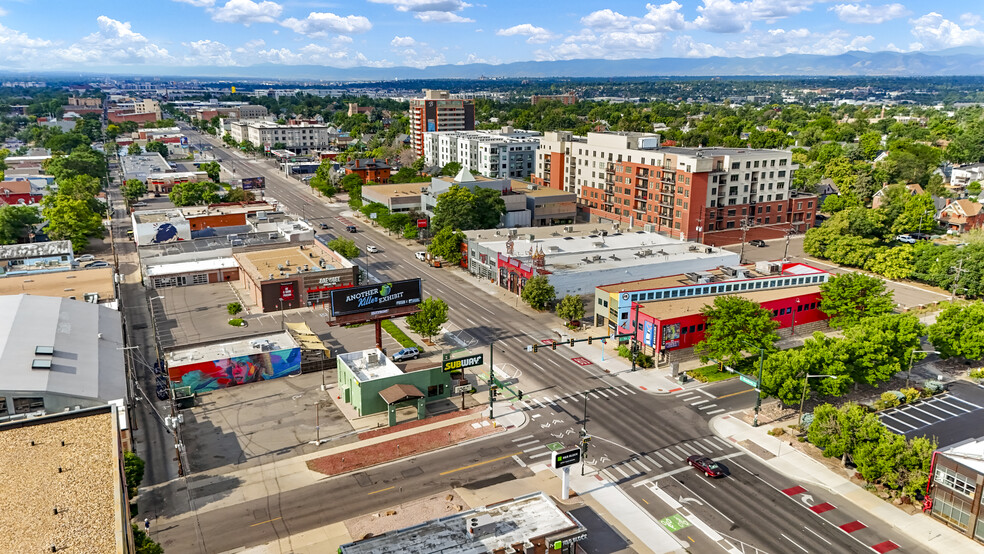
(552, 448, 581, 470)
(329, 279, 422, 317)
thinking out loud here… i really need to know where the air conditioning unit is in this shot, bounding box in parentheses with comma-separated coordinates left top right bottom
(643, 224, 656, 233)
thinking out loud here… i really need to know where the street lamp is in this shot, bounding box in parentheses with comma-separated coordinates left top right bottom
(798, 374, 841, 428)
(907, 350, 940, 388)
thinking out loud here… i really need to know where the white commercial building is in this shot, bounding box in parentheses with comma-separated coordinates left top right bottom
(229, 121, 331, 154)
(423, 127, 540, 179)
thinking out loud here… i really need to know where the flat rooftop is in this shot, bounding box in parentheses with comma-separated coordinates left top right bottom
(362, 183, 427, 198)
(166, 331, 298, 367)
(145, 257, 237, 277)
(511, 181, 575, 198)
(0, 409, 124, 554)
(236, 245, 340, 282)
(0, 240, 72, 260)
(940, 438, 984, 474)
(133, 208, 184, 224)
(339, 492, 584, 554)
(640, 285, 821, 320)
(0, 267, 116, 301)
(339, 349, 404, 382)
(180, 202, 276, 217)
(598, 261, 825, 293)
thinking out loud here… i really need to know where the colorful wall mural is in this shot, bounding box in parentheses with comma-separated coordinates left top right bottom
(167, 348, 302, 393)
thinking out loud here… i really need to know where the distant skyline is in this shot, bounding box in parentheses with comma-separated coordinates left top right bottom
(0, 1, 982, 72)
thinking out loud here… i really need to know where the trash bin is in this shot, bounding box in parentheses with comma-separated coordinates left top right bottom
(678, 374, 688, 384)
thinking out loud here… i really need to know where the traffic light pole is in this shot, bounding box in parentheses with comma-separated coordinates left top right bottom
(489, 341, 495, 421)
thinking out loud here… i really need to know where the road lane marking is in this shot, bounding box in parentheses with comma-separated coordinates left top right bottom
(654, 451, 674, 464)
(512, 455, 527, 468)
(529, 451, 552, 459)
(702, 438, 723, 451)
(515, 439, 539, 447)
(706, 409, 726, 415)
(715, 388, 756, 400)
(250, 517, 282, 527)
(780, 533, 808, 553)
(512, 435, 535, 442)
(367, 486, 395, 495)
(644, 454, 662, 468)
(440, 452, 523, 475)
(596, 389, 611, 398)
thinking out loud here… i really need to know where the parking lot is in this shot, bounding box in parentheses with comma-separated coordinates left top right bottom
(877, 381, 984, 446)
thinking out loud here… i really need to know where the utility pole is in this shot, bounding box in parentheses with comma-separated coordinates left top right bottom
(580, 392, 589, 476)
(783, 227, 794, 261)
(951, 258, 966, 301)
(488, 341, 495, 421)
(630, 301, 640, 372)
(738, 218, 751, 264)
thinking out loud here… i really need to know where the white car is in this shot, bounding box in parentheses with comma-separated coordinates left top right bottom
(896, 234, 916, 244)
(415, 251, 427, 261)
(366, 245, 379, 253)
(76, 254, 95, 262)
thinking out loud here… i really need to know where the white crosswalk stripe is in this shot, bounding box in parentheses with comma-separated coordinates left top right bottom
(515, 439, 539, 448)
(663, 448, 684, 462)
(531, 398, 546, 409)
(588, 392, 601, 400)
(612, 464, 630, 478)
(515, 400, 531, 410)
(703, 438, 723, 451)
(622, 386, 638, 394)
(679, 394, 701, 402)
(529, 451, 552, 459)
(525, 444, 547, 452)
(690, 399, 708, 405)
(596, 389, 611, 398)
(633, 458, 652, 472)
(654, 450, 675, 464)
(706, 409, 726, 415)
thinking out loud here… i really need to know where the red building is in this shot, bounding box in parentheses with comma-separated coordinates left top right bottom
(0, 180, 43, 205)
(624, 286, 828, 361)
(344, 158, 392, 184)
(108, 111, 158, 124)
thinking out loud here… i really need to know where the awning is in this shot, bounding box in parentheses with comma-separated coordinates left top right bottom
(379, 383, 425, 405)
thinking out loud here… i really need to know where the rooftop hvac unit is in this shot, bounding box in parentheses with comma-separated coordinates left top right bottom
(601, 230, 608, 236)
(643, 224, 656, 233)
(563, 226, 574, 233)
(277, 264, 284, 270)
(365, 352, 379, 366)
(685, 272, 702, 283)
(285, 259, 291, 266)
(269, 273, 274, 280)
(720, 266, 738, 277)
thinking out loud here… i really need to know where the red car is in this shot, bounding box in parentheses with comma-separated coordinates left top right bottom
(687, 455, 725, 478)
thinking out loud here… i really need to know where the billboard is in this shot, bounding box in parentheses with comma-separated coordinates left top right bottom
(330, 278, 422, 317)
(168, 348, 301, 393)
(241, 176, 266, 190)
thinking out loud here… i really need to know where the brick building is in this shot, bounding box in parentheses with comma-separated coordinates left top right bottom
(534, 131, 818, 245)
(926, 438, 984, 544)
(938, 199, 984, 233)
(409, 90, 475, 157)
(344, 158, 392, 184)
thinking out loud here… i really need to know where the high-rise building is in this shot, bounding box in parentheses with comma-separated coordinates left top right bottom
(422, 127, 539, 179)
(409, 90, 475, 157)
(533, 131, 817, 244)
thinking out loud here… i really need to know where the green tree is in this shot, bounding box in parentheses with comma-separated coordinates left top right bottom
(843, 314, 925, 387)
(406, 297, 449, 342)
(168, 180, 220, 207)
(428, 226, 466, 264)
(520, 274, 556, 310)
(309, 160, 337, 197)
(340, 172, 364, 192)
(694, 296, 780, 371)
(556, 294, 585, 325)
(968, 181, 982, 196)
(807, 403, 884, 466)
(761, 332, 852, 406)
(123, 450, 145, 497)
(441, 161, 462, 176)
(471, 187, 507, 229)
(0, 204, 41, 244)
(45, 145, 107, 182)
(819, 272, 896, 329)
(127, 143, 142, 155)
(131, 525, 164, 554)
(144, 141, 168, 157)
(227, 302, 243, 315)
(224, 188, 255, 202)
(928, 302, 984, 359)
(41, 195, 103, 252)
(432, 185, 475, 231)
(412, 156, 426, 173)
(121, 179, 147, 206)
(327, 237, 360, 258)
(199, 161, 221, 182)
(858, 131, 883, 160)
(891, 193, 937, 235)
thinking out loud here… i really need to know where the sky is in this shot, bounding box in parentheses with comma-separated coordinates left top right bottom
(0, 1, 983, 72)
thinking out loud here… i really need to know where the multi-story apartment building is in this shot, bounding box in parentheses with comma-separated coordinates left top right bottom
(229, 121, 331, 154)
(533, 131, 817, 244)
(409, 90, 475, 157)
(422, 128, 540, 179)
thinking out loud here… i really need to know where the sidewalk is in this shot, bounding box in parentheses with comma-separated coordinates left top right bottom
(709, 414, 972, 553)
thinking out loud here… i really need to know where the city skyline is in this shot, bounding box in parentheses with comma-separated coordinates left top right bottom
(0, 1, 983, 72)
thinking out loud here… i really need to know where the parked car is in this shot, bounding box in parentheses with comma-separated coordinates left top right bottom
(910, 232, 931, 241)
(749, 239, 767, 247)
(366, 245, 379, 253)
(320, 222, 329, 230)
(391, 347, 420, 362)
(687, 455, 725, 478)
(415, 251, 427, 262)
(896, 234, 916, 244)
(155, 386, 170, 400)
(75, 254, 95, 262)
(346, 225, 357, 233)
(84, 261, 111, 268)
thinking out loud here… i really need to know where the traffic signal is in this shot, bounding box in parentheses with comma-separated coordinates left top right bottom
(551, 342, 557, 351)
(490, 385, 498, 399)
(587, 337, 593, 345)
(532, 344, 538, 353)
(569, 338, 575, 347)
(518, 390, 524, 401)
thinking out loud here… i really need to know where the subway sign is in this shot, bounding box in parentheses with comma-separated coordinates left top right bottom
(442, 354, 484, 373)
(329, 278, 422, 317)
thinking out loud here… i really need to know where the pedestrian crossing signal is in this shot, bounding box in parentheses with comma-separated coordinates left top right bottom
(532, 344, 538, 353)
(569, 338, 575, 347)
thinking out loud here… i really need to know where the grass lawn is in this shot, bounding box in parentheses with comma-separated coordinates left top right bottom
(687, 356, 763, 383)
(381, 320, 422, 350)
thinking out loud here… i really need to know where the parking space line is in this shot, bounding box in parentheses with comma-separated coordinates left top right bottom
(879, 413, 918, 429)
(944, 395, 983, 410)
(905, 404, 948, 422)
(921, 400, 959, 417)
(934, 397, 973, 413)
(881, 421, 909, 434)
(888, 410, 931, 426)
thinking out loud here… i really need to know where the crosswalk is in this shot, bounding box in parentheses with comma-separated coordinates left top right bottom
(510, 384, 639, 411)
(673, 389, 728, 415)
(597, 436, 734, 483)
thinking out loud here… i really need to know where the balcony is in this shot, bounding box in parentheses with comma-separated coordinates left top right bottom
(634, 204, 647, 213)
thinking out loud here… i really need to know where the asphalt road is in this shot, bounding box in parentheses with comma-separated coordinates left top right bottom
(157, 128, 928, 553)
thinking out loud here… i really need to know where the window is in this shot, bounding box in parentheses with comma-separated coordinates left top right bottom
(13, 397, 44, 413)
(779, 159, 787, 166)
(731, 161, 740, 169)
(936, 466, 977, 496)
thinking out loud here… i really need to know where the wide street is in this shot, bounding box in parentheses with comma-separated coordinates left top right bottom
(153, 126, 929, 553)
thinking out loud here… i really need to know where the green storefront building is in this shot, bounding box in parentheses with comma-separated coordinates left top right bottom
(337, 349, 452, 426)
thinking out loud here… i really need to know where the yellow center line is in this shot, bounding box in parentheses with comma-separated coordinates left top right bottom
(715, 388, 756, 400)
(250, 517, 282, 527)
(440, 452, 523, 476)
(688, 536, 696, 543)
(642, 498, 649, 505)
(368, 486, 395, 495)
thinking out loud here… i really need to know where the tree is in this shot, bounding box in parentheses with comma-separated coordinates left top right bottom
(521, 274, 556, 310)
(928, 302, 984, 359)
(121, 179, 147, 206)
(761, 332, 852, 406)
(441, 161, 462, 176)
(843, 314, 925, 387)
(199, 160, 221, 182)
(327, 237, 360, 258)
(123, 450, 145, 497)
(807, 403, 884, 466)
(969, 181, 982, 196)
(340, 172, 364, 192)
(227, 302, 243, 315)
(694, 296, 780, 371)
(471, 187, 507, 229)
(819, 272, 896, 328)
(406, 297, 449, 342)
(556, 294, 585, 325)
(42, 195, 103, 252)
(127, 143, 142, 155)
(428, 226, 466, 264)
(224, 188, 255, 202)
(412, 156, 426, 173)
(144, 141, 168, 157)
(45, 145, 106, 182)
(0, 205, 41, 244)
(132, 525, 164, 554)
(169, 181, 220, 206)
(432, 185, 475, 231)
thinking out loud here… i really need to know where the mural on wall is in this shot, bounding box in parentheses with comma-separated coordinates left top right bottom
(168, 348, 301, 393)
(151, 222, 180, 244)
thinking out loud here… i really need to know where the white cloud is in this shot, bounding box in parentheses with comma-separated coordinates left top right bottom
(581, 3, 687, 33)
(581, 9, 634, 30)
(414, 11, 473, 23)
(672, 35, 728, 57)
(831, 3, 910, 24)
(56, 16, 171, 65)
(534, 29, 665, 61)
(211, 0, 282, 25)
(496, 24, 556, 44)
(909, 12, 984, 50)
(694, 0, 817, 33)
(172, 0, 215, 6)
(723, 27, 874, 57)
(183, 39, 236, 65)
(281, 12, 372, 36)
(368, 0, 469, 12)
(0, 7, 7, 17)
(960, 13, 983, 27)
(390, 36, 417, 47)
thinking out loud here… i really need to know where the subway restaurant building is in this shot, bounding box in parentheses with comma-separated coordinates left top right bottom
(337, 348, 451, 426)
